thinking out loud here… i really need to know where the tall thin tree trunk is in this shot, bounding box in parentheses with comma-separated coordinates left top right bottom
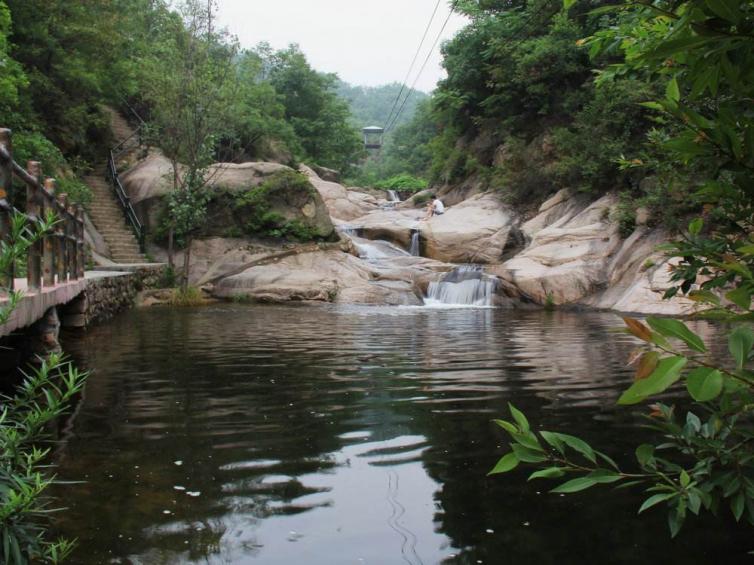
(167, 227, 174, 270)
(181, 235, 192, 293)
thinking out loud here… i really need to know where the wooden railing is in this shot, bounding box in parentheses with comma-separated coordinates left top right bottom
(0, 128, 86, 291)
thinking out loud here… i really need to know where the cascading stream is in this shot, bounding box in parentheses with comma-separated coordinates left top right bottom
(409, 229, 421, 256)
(387, 190, 401, 202)
(424, 265, 498, 307)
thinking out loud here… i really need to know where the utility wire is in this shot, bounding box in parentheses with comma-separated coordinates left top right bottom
(382, 0, 443, 131)
(385, 1, 456, 133)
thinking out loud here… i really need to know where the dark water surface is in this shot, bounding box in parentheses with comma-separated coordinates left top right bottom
(54, 304, 751, 564)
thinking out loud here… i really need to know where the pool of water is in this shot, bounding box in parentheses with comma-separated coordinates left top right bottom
(53, 304, 751, 564)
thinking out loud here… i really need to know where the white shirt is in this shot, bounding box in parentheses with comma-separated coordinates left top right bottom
(433, 199, 445, 213)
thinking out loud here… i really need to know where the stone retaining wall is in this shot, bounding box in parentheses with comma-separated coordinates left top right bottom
(60, 264, 165, 328)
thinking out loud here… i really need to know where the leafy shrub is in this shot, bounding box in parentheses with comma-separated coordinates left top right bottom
(168, 286, 206, 306)
(233, 170, 324, 241)
(610, 194, 636, 238)
(374, 173, 428, 193)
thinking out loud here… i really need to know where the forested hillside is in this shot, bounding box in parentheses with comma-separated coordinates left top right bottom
(373, 0, 693, 230)
(0, 0, 364, 207)
(336, 80, 429, 131)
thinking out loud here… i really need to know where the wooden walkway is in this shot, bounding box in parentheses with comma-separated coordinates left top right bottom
(0, 271, 132, 337)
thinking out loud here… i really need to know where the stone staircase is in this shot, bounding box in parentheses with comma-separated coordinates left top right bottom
(84, 108, 145, 264)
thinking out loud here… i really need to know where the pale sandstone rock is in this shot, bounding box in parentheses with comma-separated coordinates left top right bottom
(212, 249, 425, 305)
(492, 194, 622, 304)
(492, 192, 697, 315)
(353, 208, 424, 249)
(299, 165, 379, 221)
(121, 154, 333, 238)
(422, 193, 518, 264)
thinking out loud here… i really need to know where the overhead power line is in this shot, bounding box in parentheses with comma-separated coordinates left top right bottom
(385, 2, 456, 133)
(382, 0, 443, 131)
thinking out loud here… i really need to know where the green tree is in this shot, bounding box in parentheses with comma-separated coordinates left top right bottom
(141, 0, 238, 282)
(490, 0, 754, 538)
(265, 45, 363, 172)
(0, 211, 87, 563)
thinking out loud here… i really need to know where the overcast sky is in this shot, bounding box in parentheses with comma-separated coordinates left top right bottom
(215, 0, 468, 93)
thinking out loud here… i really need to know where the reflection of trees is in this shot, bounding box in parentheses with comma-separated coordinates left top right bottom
(406, 311, 750, 564)
(53, 305, 750, 564)
(54, 306, 374, 562)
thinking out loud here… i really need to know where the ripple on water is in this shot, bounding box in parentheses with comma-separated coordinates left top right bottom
(52, 303, 750, 564)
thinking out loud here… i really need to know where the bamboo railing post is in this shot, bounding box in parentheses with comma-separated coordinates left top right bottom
(75, 205, 85, 279)
(42, 178, 56, 287)
(55, 193, 67, 284)
(25, 161, 43, 291)
(0, 129, 13, 289)
(66, 202, 79, 281)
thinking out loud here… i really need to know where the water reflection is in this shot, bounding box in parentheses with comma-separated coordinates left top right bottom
(54, 305, 751, 564)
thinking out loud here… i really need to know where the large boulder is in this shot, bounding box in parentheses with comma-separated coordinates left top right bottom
(350, 208, 424, 249)
(299, 165, 379, 221)
(422, 193, 519, 264)
(212, 249, 425, 305)
(491, 191, 698, 315)
(121, 154, 334, 241)
(581, 228, 698, 315)
(491, 194, 621, 304)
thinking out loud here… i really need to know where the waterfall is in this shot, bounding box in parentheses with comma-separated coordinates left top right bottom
(424, 265, 498, 307)
(387, 190, 401, 202)
(409, 229, 421, 256)
(351, 237, 410, 261)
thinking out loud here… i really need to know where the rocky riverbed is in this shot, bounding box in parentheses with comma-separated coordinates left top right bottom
(86, 153, 697, 315)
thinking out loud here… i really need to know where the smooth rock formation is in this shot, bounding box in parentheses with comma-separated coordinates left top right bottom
(351, 208, 424, 249)
(491, 191, 697, 314)
(299, 165, 379, 221)
(422, 193, 519, 264)
(492, 194, 621, 304)
(212, 249, 425, 305)
(121, 154, 334, 240)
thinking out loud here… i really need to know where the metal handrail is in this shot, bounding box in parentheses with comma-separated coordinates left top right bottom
(106, 150, 144, 251)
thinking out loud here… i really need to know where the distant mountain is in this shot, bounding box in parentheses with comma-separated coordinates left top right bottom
(336, 80, 429, 133)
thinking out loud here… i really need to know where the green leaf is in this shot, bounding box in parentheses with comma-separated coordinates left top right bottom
(732, 492, 745, 521)
(729, 326, 754, 370)
(488, 452, 519, 475)
(638, 492, 676, 514)
(639, 101, 665, 111)
(726, 287, 752, 311)
(686, 367, 723, 401)
(688, 218, 703, 236)
(511, 444, 547, 463)
(618, 356, 688, 405)
(669, 505, 685, 538)
(540, 431, 565, 455)
(563, 0, 576, 9)
(687, 290, 720, 306)
(680, 470, 690, 488)
(550, 432, 596, 463)
(511, 431, 543, 451)
(666, 77, 680, 102)
(508, 403, 530, 432)
(635, 444, 655, 467)
(647, 317, 706, 352)
(528, 467, 566, 481)
(587, 469, 622, 484)
(705, 0, 740, 24)
(737, 244, 754, 256)
(551, 477, 598, 494)
(493, 419, 518, 435)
